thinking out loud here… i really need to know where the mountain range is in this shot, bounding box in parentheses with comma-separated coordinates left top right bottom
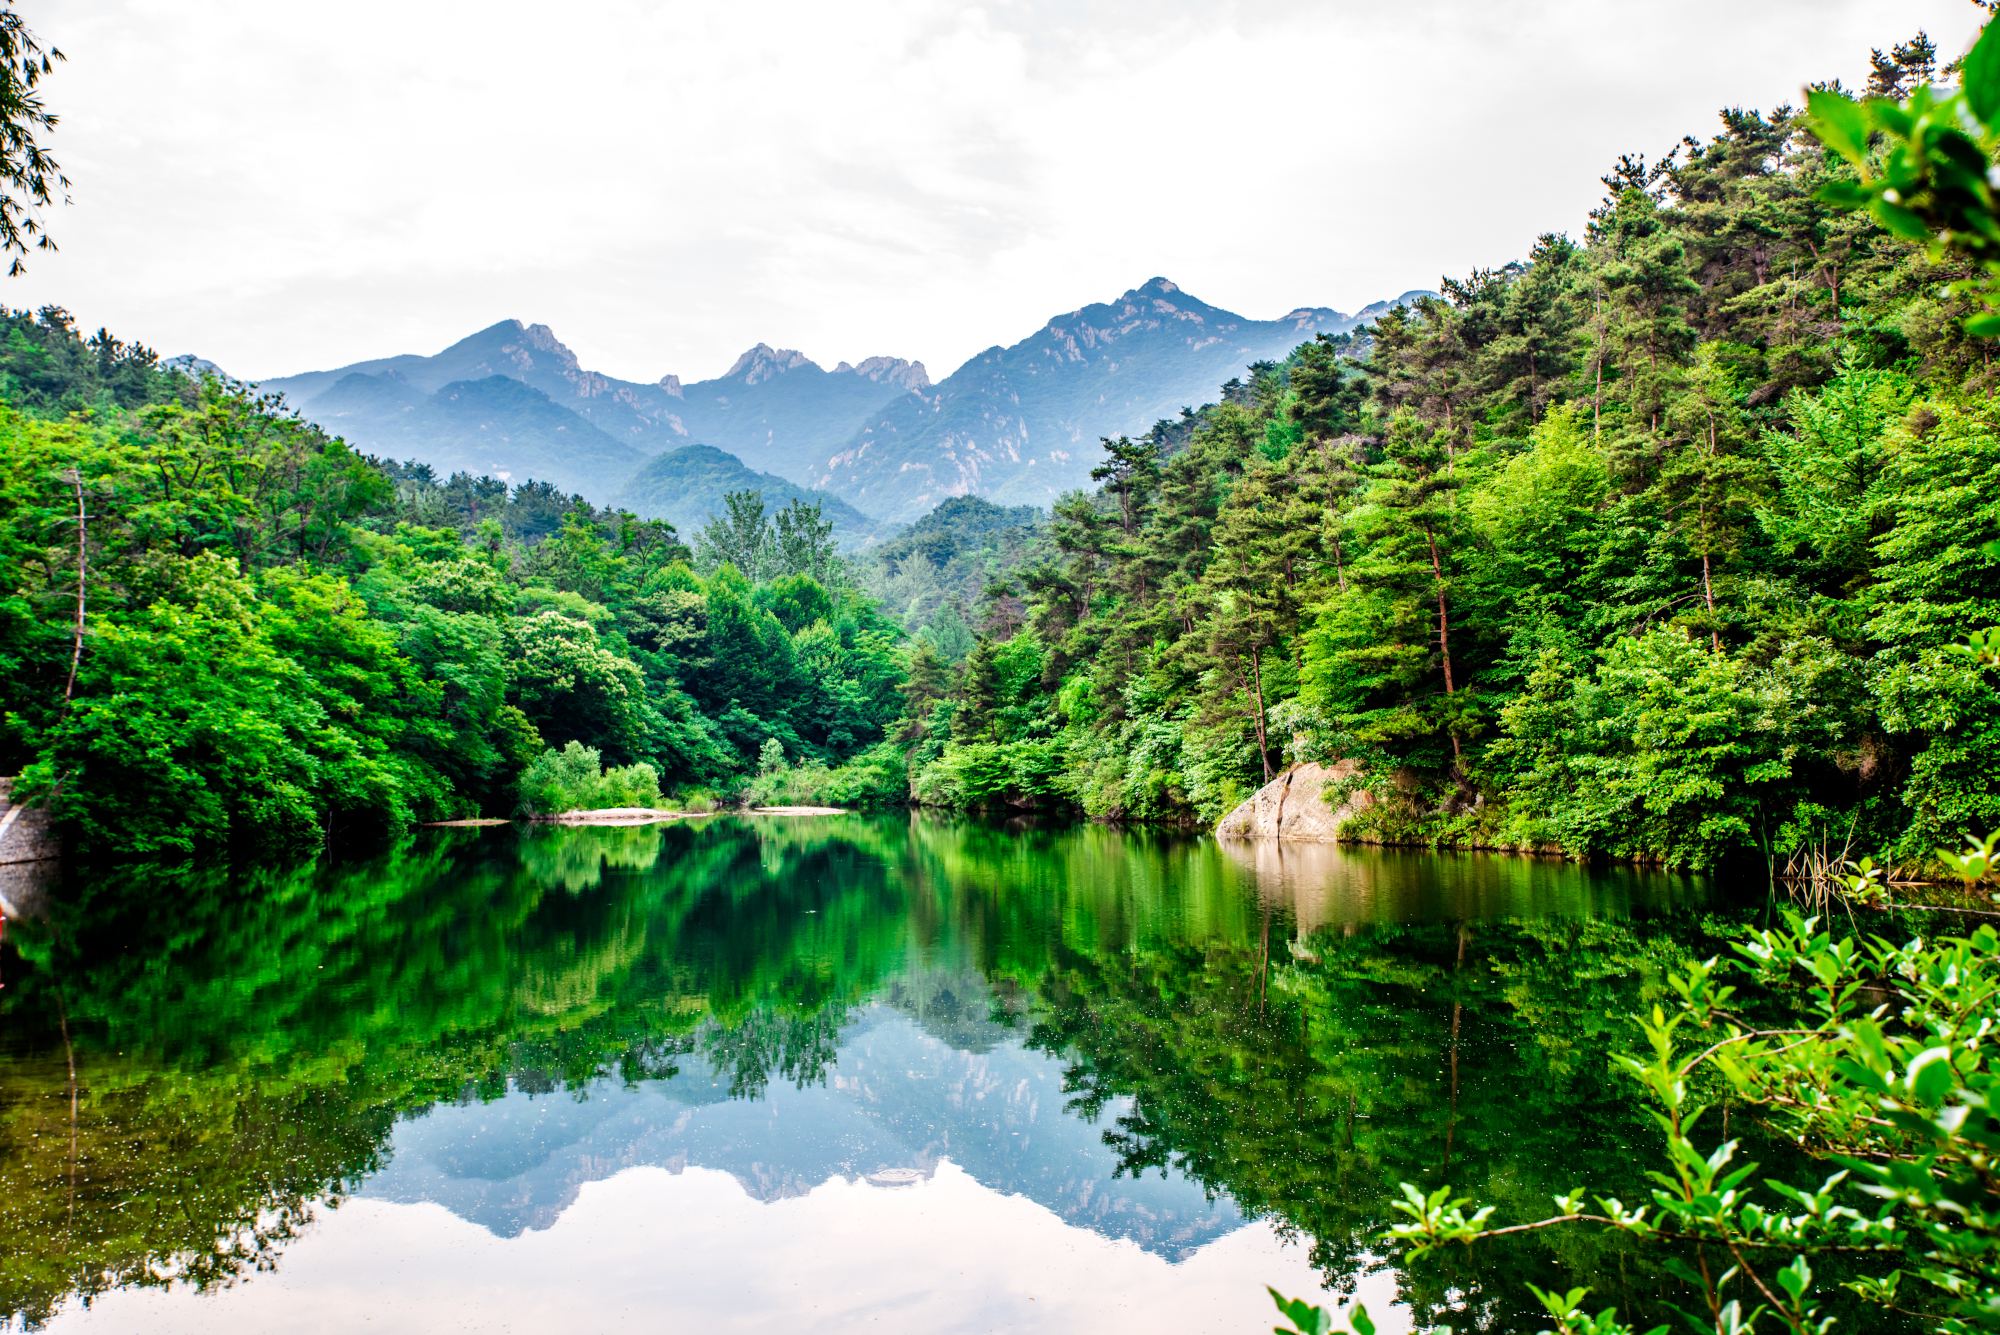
(255, 278, 1425, 532)
(816, 278, 1422, 520)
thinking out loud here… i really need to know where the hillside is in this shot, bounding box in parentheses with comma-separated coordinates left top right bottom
(615, 444, 879, 546)
(813, 278, 1427, 522)
(855, 495, 1045, 639)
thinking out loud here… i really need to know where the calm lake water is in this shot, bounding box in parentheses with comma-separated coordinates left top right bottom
(0, 815, 1730, 1333)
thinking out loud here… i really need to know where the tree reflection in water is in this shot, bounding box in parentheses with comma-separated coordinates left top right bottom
(0, 816, 1722, 1331)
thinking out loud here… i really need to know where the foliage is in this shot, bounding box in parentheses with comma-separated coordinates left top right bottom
(516, 740, 662, 815)
(739, 738, 909, 808)
(0, 8, 64, 274)
(1314, 899, 2000, 1335)
(1806, 18, 2000, 333)
(0, 311, 912, 855)
(923, 24, 2000, 872)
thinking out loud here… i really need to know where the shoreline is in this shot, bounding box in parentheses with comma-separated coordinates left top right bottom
(525, 805, 854, 825)
(534, 807, 713, 826)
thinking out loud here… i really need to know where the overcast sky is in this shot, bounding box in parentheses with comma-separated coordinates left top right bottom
(12, 1, 1987, 384)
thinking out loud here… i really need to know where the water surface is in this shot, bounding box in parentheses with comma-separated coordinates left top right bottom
(0, 815, 1724, 1332)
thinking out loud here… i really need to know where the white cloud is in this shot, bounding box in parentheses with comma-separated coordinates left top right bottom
(11, 0, 1986, 383)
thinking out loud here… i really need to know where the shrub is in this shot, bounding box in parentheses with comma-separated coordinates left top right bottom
(516, 741, 661, 815)
(740, 740, 909, 808)
(910, 739, 1066, 810)
(670, 786, 723, 814)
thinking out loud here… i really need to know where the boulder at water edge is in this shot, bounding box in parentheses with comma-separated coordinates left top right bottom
(1214, 760, 1367, 842)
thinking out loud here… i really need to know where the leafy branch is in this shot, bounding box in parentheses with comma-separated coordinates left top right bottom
(0, 7, 64, 274)
(1807, 16, 2000, 333)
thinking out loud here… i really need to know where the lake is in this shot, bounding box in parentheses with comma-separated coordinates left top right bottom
(0, 815, 1727, 1333)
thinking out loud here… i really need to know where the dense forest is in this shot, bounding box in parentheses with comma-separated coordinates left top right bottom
(4, 30, 2000, 876)
(909, 36, 2000, 870)
(0, 308, 907, 855)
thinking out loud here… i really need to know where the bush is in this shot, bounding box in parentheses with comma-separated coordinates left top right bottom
(1493, 628, 1791, 868)
(516, 741, 661, 815)
(910, 739, 1065, 809)
(669, 786, 723, 814)
(740, 740, 909, 808)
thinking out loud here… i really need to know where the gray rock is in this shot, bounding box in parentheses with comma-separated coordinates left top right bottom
(1214, 760, 1368, 842)
(0, 776, 57, 918)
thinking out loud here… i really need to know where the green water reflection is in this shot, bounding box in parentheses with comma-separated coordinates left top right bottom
(0, 816, 1725, 1331)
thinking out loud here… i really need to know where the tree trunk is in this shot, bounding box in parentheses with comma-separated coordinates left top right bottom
(64, 467, 86, 703)
(1592, 291, 1605, 439)
(1248, 645, 1273, 783)
(1701, 536, 1720, 652)
(1425, 524, 1462, 764)
(1701, 409, 1721, 652)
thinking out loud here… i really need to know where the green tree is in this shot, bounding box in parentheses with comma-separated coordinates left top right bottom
(694, 490, 774, 581)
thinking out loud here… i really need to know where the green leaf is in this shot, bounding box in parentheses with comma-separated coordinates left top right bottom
(1963, 311, 2000, 338)
(1908, 1045, 1956, 1103)
(1807, 88, 1870, 162)
(1870, 98, 1915, 137)
(1965, 18, 2000, 125)
(1868, 198, 1932, 241)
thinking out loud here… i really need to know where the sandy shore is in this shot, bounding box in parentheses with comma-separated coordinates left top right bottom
(536, 807, 711, 825)
(438, 806, 851, 827)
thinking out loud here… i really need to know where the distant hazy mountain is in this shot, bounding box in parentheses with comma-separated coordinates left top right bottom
(670, 344, 932, 482)
(617, 444, 879, 547)
(259, 280, 1421, 526)
(260, 319, 923, 506)
(813, 278, 1428, 522)
(304, 371, 647, 498)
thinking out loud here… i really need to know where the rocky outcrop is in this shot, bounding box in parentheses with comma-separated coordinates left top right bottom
(0, 777, 57, 918)
(1214, 760, 1368, 842)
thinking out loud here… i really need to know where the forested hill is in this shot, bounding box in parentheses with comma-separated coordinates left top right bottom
(853, 496, 1046, 651)
(906, 59, 2000, 871)
(0, 307, 911, 856)
(615, 444, 881, 548)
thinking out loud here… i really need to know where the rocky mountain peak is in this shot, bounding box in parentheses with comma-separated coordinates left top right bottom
(724, 343, 815, 385)
(512, 321, 581, 372)
(164, 353, 227, 380)
(835, 356, 931, 393)
(1278, 305, 1348, 328)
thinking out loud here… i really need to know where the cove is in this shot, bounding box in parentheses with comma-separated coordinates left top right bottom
(0, 815, 1726, 1333)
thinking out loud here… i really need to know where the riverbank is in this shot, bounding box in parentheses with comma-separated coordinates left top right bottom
(528, 805, 852, 825)
(534, 807, 713, 825)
